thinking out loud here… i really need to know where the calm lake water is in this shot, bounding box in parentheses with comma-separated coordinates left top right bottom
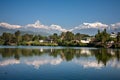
(0, 46, 120, 80)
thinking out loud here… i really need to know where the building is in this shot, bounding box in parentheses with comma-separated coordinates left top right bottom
(39, 39, 53, 43)
(39, 40, 44, 43)
(110, 32, 117, 38)
(81, 37, 91, 43)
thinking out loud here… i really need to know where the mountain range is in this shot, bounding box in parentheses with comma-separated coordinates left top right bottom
(0, 20, 120, 36)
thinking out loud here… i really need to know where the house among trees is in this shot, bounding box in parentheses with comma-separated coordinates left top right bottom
(81, 37, 91, 43)
(0, 30, 120, 48)
(110, 32, 117, 38)
(39, 39, 53, 43)
(39, 40, 44, 43)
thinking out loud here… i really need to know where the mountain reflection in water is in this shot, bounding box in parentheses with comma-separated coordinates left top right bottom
(0, 47, 120, 69)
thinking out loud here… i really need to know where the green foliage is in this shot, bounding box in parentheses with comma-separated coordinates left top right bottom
(49, 33, 59, 43)
(117, 32, 120, 42)
(95, 49, 112, 65)
(14, 30, 22, 45)
(95, 29, 110, 43)
(2, 32, 13, 45)
(15, 30, 20, 37)
(75, 33, 81, 40)
(32, 35, 39, 41)
(22, 34, 33, 41)
(0, 30, 119, 48)
(64, 31, 74, 41)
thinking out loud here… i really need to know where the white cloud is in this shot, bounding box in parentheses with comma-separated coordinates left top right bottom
(110, 22, 120, 30)
(83, 22, 108, 28)
(1, 20, 120, 34)
(26, 20, 67, 32)
(26, 20, 49, 29)
(0, 20, 67, 32)
(70, 22, 108, 31)
(0, 22, 22, 29)
(50, 24, 67, 32)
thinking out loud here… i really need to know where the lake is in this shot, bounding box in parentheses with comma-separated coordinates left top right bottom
(0, 46, 120, 80)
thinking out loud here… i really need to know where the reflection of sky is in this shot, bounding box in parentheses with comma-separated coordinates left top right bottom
(0, 48, 120, 70)
(25, 57, 63, 69)
(0, 55, 63, 69)
(0, 56, 120, 70)
(74, 58, 104, 69)
(107, 49, 115, 55)
(74, 58, 120, 69)
(0, 59, 20, 66)
(108, 59, 120, 68)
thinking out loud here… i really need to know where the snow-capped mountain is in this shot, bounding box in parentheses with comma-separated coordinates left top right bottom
(0, 20, 120, 36)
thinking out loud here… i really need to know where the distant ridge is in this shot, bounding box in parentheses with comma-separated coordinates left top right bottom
(0, 26, 50, 36)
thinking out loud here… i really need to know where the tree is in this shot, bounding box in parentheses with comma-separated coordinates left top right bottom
(95, 29, 110, 43)
(75, 33, 81, 40)
(14, 30, 21, 44)
(32, 35, 39, 41)
(64, 31, 74, 41)
(98, 29, 100, 34)
(22, 34, 33, 41)
(60, 32, 65, 40)
(2, 32, 12, 45)
(15, 30, 20, 37)
(117, 32, 120, 43)
(49, 33, 59, 43)
(101, 29, 110, 43)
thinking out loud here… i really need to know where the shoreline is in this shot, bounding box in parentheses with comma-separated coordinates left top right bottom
(0, 45, 119, 49)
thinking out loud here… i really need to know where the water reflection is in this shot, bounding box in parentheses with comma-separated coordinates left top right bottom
(0, 59, 20, 66)
(0, 47, 120, 69)
(74, 59, 104, 69)
(80, 48, 91, 55)
(25, 57, 63, 69)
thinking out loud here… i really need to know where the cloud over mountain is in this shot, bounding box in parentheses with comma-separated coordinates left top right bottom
(0, 22, 22, 29)
(69, 22, 108, 31)
(26, 20, 49, 29)
(50, 24, 67, 32)
(26, 20, 67, 32)
(110, 22, 120, 30)
(0, 20, 120, 35)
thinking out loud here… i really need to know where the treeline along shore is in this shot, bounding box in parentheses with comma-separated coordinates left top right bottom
(0, 29, 120, 48)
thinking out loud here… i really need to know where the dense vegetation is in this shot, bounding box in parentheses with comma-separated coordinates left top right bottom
(94, 29, 120, 48)
(0, 29, 120, 48)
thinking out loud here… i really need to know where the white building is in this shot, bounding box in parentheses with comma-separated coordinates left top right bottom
(39, 40, 44, 43)
(81, 37, 91, 43)
(110, 32, 117, 38)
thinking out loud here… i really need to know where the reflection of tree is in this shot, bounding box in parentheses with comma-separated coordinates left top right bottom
(75, 49, 81, 59)
(0, 48, 120, 65)
(116, 50, 120, 61)
(49, 49, 61, 58)
(95, 49, 113, 66)
(0, 48, 14, 58)
(62, 49, 75, 61)
(14, 54, 19, 60)
(0, 48, 45, 60)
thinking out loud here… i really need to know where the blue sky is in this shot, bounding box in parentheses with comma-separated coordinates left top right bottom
(0, 0, 120, 29)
